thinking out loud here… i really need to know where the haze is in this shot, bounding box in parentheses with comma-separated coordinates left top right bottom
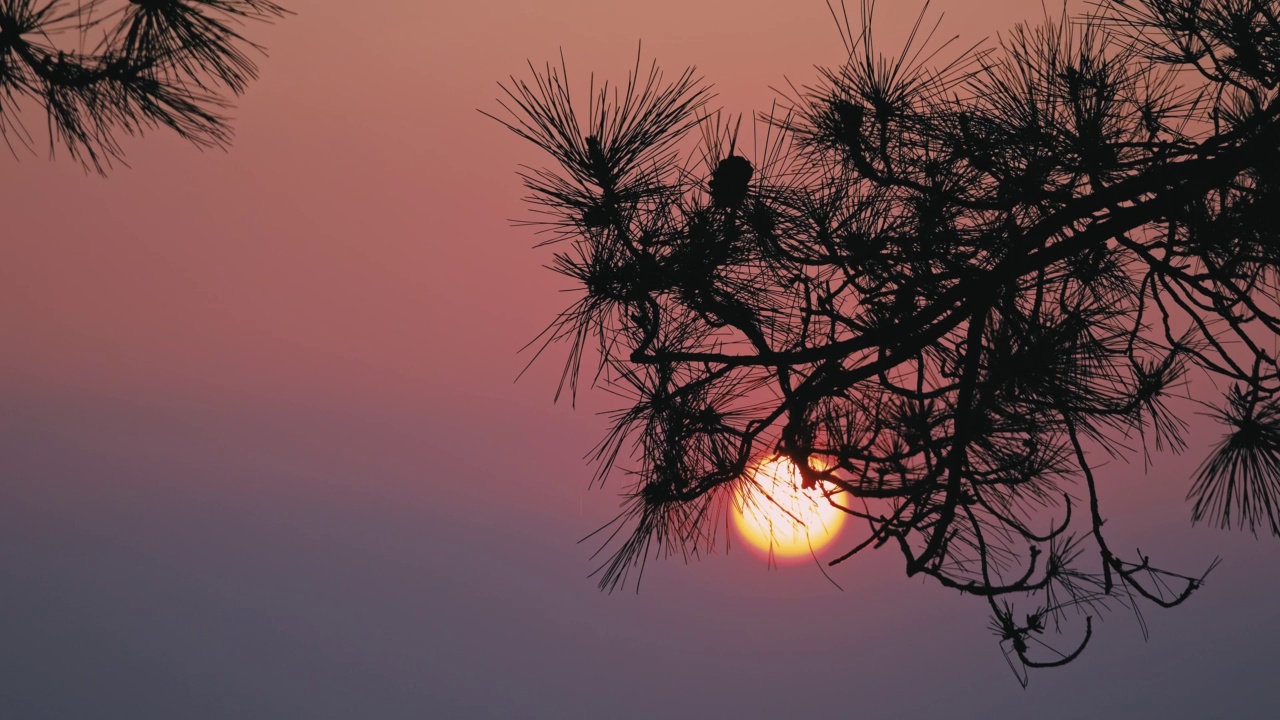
(3, 1, 1278, 717)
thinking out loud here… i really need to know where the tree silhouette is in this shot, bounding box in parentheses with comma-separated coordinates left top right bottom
(0, 0, 289, 171)
(490, 0, 1280, 683)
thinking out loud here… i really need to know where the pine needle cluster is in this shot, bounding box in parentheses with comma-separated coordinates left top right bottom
(0, 0, 289, 171)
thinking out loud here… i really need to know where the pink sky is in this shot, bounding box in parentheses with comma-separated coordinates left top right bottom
(3, 1, 1278, 716)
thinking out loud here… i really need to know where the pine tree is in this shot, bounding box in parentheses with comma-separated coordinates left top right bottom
(0, 0, 289, 171)
(492, 0, 1280, 681)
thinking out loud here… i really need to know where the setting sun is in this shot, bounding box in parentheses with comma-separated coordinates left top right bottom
(732, 457, 846, 560)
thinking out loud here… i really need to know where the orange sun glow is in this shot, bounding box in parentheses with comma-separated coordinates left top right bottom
(731, 456, 846, 559)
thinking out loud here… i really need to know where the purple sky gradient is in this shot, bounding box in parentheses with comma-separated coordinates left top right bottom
(3, 1, 1279, 716)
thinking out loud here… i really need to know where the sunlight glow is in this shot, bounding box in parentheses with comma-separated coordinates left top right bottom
(732, 456, 846, 560)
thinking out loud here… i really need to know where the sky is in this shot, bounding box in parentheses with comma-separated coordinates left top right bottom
(3, 1, 1279, 717)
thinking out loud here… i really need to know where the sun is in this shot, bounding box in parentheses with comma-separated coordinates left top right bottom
(732, 456, 847, 559)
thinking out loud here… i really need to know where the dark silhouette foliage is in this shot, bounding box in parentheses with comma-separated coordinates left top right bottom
(0, 0, 289, 171)
(491, 0, 1280, 682)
